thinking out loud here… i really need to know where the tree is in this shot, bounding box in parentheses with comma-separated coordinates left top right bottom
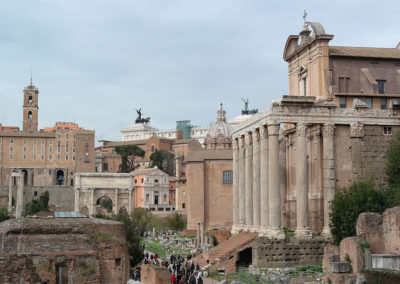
(25, 191, 49, 216)
(130, 208, 159, 236)
(114, 145, 145, 173)
(0, 207, 10, 222)
(165, 211, 186, 232)
(149, 150, 175, 176)
(329, 180, 391, 245)
(385, 132, 400, 187)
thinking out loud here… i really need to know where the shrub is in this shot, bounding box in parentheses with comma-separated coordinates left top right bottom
(385, 132, 400, 188)
(25, 191, 50, 216)
(0, 207, 10, 222)
(165, 211, 186, 232)
(329, 180, 392, 245)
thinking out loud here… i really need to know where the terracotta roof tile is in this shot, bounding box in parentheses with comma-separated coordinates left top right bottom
(330, 46, 400, 59)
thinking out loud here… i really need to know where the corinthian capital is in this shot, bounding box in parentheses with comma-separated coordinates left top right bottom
(323, 123, 335, 137)
(267, 123, 280, 136)
(244, 132, 252, 145)
(238, 136, 245, 148)
(232, 139, 239, 151)
(252, 130, 260, 142)
(296, 123, 307, 137)
(259, 126, 268, 139)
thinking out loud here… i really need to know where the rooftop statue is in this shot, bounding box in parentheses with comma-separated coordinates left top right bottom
(135, 108, 150, 124)
(241, 98, 258, 115)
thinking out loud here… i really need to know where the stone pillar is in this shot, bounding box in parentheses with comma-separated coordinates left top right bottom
(295, 123, 311, 238)
(252, 130, 261, 232)
(259, 126, 269, 236)
(74, 188, 80, 212)
(238, 136, 246, 228)
(196, 222, 201, 247)
(15, 173, 24, 218)
(8, 176, 13, 213)
(280, 137, 288, 229)
(114, 188, 119, 215)
(244, 132, 253, 231)
(322, 123, 336, 237)
(231, 138, 240, 234)
(89, 188, 95, 217)
(267, 124, 285, 239)
(128, 188, 133, 214)
(200, 222, 205, 246)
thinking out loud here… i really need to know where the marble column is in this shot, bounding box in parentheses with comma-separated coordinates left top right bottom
(128, 188, 133, 214)
(15, 173, 24, 218)
(231, 139, 240, 234)
(74, 188, 80, 212)
(238, 136, 246, 228)
(252, 130, 261, 231)
(89, 188, 95, 217)
(244, 132, 253, 231)
(322, 123, 336, 237)
(295, 123, 312, 238)
(267, 123, 285, 239)
(280, 137, 288, 229)
(196, 222, 201, 247)
(114, 188, 119, 215)
(200, 222, 205, 246)
(8, 176, 13, 213)
(259, 126, 270, 236)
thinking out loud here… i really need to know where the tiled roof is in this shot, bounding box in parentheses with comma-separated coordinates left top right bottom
(330, 46, 400, 59)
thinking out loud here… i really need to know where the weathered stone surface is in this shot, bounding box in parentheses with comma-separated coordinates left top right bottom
(0, 218, 129, 283)
(253, 236, 327, 268)
(331, 262, 350, 273)
(141, 264, 170, 284)
(372, 254, 400, 270)
(322, 244, 340, 272)
(356, 206, 400, 255)
(340, 237, 365, 273)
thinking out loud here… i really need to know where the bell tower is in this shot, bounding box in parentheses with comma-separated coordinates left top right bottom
(22, 78, 39, 132)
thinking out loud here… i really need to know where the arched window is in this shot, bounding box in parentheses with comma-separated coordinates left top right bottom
(28, 96, 33, 105)
(151, 145, 155, 153)
(103, 163, 109, 172)
(28, 111, 32, 121)
(222, 170, 233, 185)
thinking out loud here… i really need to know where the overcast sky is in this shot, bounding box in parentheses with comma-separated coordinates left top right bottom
(0, 0, 399, 141)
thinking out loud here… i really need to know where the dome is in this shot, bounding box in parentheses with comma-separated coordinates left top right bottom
(203, 103, 232, 150)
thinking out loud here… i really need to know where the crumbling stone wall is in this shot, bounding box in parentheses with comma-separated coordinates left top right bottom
(0, 254, 43, 283)
(357, 206, 400, 254)
(141, 264, 170, 284)
(0, 218, 129, 283)
(252, 237, 327, 268)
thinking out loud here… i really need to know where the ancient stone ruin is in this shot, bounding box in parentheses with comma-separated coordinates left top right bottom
(0, 217, 129, 283)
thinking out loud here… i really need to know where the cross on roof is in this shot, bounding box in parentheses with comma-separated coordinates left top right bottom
(303, 9, 307, 25)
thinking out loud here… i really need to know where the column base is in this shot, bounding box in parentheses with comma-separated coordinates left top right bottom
(258, 227, 270, 237)
(295, 228, 312, 239)
(243, 225, 251, 232)
(321, 226, 332, 239)
(262, 227, 285, 239)
(231, 225, 241, 235)
(249, 226, 260, 233)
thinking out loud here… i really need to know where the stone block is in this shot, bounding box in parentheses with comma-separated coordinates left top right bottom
(344, 278, 356, 284)
(331, 261, 350, 273)
(372, 254, 400, 270)
(322, 244, 340, 272)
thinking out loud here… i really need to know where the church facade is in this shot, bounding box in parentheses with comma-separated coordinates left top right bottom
(231, 21, 400, 238)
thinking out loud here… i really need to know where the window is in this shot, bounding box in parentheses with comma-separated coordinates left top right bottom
(10, 138, 14, 144)
(49, 147, 53, 153)
(41, 147, 45, 153)
(182, 191, 186, 197)
(381, 98, 387, 109)
(103, 163, 109, 172)
(384, 127, 392, 135)
(66, 142, 69, 153)
(33, 154, 37, 160)
(23, 147, 26, 152)
(34, 147, 37, 153)
(41, 139, 45, 145)
(366, 97, 372, 109)
(223, 170, 233, 184)
(134, 179, 137, 184)
(34, 191, 38, 197)
(33, 139, 36, 145)
(28, 111, 32, 120)
(339, 97, 347, 108)
(23, 154, 26, 160)
(28, 96, 33, 104)
(9, 154, 13, 160)
(182, 203, 185, 209)
(49, 169, 52, 175)
(57, 134, 61, 139)
(41, 155, 45, 160)
(146, 194, 149, 202)
(141, 178, 144, 183)
(65, 155, 69, 160)
(57, 147, 61, 153)
(151, 145, 155, 152)
(66, 134, 69, 139)
(155, 179, 158, 183)
(9, 146, 13, 152)
(377, 80, 386, 94)
(339, 77, 350, 93)
(49, 140, 53, 145)
(57, 141, 61, 147)
(164, 195, 167, 202)
(49, 155, 52, 160)
(57, 155, 60, 160)
(23, 139, 27, 144)
(72, 156, 75, 160)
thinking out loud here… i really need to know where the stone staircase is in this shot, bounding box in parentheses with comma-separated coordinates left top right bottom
(194, 232, 258, 268)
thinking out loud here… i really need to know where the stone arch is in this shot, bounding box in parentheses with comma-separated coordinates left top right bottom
(80, 206, 89, 216)
(96, 195, 113, 215)
(119, 205, 128, 216)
